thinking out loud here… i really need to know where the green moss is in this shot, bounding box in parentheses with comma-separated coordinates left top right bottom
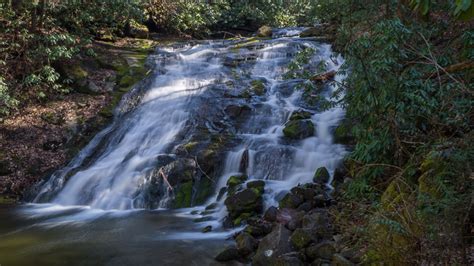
(227, 174, 248, 191)
(184, 141, 199, 152)
(233, 212, 253, 226)
(70, 64, 88, 80)
(250, 80, 265, 96)
(0, 196, 17, 204)
(173, 181, 193, 208)
(194, 177, 213, 205)
(282, 120, 315, 139)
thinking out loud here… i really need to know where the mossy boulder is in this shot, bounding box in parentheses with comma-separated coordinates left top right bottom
(283, 120, 315, 139)
(289, 110, 312, 121)
(256, 25, 272, 37)
(173, 181, 193, 208)
(247, 180, 265, 194)
(224, 188, 263, 221)
(290, 228, 314, 250)
(227, 174, 248, 192)
(279, 192, 304, 209)
(313, 167, 330, 184)
(250, 80, 266, 96)
(235, 232, 258, 256)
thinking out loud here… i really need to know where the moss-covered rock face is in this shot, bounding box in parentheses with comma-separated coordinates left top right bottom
(173, 181, 193, 208)
(257, 25, 272, 37)
(313, 167, 330, 184)
(283, 119, 315, 139)
(279, 192, 304, 209)
(224, 186, 264, 225)
(290, 228, 314, 250)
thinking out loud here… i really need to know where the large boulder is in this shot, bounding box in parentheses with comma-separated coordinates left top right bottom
(161, 158, 196, 186)
(252, 224, 293, 266)
(257, 25, 272, 37)
(290, 228, 315, 250)
(224, 188, 263, 219)
(283, 120, 315, 139)
(226, 174, 248, 192)
(331, 253, 355, 266)
(236, 232, 258, 256)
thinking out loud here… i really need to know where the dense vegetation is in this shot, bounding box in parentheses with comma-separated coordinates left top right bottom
(317, 1, 473, 264)
(0, 0, 472, 264)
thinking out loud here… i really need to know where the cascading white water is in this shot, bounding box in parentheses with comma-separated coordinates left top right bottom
(35, 44, 227, 210)
(210, 40, 347, 213)
(34, 30, 346, 217)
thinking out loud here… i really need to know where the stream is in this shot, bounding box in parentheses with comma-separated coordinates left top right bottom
(0, 28, 346, 265)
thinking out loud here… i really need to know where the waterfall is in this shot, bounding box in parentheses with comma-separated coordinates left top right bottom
(32, 31, 346, 216)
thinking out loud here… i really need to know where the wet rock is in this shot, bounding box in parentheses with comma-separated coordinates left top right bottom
(225, 104, 251, 120)
(289, 110, 312, 121)
(217, 187, 227, 201)
(290, 228, 314, 250)
(202, 225, 212, 233)
(161, 158, 196, 186)
(251, 79, 266, 96)
(279, 192, 304, 209)
(264, 206, 279, 222)
(247, 180, 265, 194)
(331, 254, 355, 266)
(240, 149, 249, 173)
(224, 188, 263, 219)
(205, 203, 218, 210)
(227, 174, 248, 192)
(305, 241, 336, 260)
(313, 167, 330, 185)
(215, 246, 241, 262)
(236, 232, 258, 256)
(283, 120, 315, 140)
(257, 25, 272, 37)
(244, 222, 272, 237)
(193, 216, 213, 223)
(252, 224, 292, 266)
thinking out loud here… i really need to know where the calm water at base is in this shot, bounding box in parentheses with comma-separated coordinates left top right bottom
(0, 203, 233, 266)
